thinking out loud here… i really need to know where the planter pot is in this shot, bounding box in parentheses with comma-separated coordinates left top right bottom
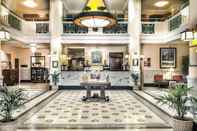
(172, 117, 193, 131)
(0, 121, 17, 131)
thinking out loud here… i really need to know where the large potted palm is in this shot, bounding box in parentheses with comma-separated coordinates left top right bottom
(131, 73, 139, 88)
(0, 86, 26, 131)
(157, 85, 197, 131)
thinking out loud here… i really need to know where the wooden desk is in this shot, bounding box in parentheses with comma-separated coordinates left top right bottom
(80, 80, 111, 101)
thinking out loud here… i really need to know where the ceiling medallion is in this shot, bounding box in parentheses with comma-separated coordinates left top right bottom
(74, 0, 116, 28)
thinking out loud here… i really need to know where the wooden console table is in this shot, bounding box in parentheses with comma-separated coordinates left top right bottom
(80, 80, 111, 102)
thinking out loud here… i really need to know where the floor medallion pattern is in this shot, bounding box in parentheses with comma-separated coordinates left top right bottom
(20, 91, 170, 129)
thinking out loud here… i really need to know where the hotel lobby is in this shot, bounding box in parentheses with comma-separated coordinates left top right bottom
(0, 0, 197, 131)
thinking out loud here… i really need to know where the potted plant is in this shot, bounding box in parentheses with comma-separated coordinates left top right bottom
(157, 85, 197, 131)
(131, 73, 139, 87)
(0, 86, 26, 131)
(51, 71, 60, 86)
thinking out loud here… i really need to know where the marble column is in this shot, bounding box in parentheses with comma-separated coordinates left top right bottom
(188, 44, 197, 95)
(49, 0, 63, 87)
(187, 0, 197, 95)
(0, 0, 3, 86)
(128, 0, 142, 89)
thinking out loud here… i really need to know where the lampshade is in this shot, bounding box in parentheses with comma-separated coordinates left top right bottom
(0, 28, 10, 41)
(74, 0, 116, 28)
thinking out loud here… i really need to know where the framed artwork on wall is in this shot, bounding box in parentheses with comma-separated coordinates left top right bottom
(91, 50, 102, 64)
(144, 57, 151, 67)
(160, 48, 176, 68)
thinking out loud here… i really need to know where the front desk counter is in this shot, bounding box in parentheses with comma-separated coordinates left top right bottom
(60, 71, 133, 89)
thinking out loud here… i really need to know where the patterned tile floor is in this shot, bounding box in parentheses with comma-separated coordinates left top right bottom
(20, 90, 170, 129)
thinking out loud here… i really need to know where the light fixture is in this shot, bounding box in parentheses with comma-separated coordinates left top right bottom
(31, 46, 37, 53)
(154, 1, 169, 7)
(0, 28, 10, 41)
(181, 25, 197, 41)
(74, 0, 116, 28)
(23, 0, 37, 8)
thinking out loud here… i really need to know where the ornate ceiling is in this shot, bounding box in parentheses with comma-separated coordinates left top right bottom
(1, 0, 188, 21)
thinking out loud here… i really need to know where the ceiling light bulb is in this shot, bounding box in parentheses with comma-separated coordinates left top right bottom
(31, 46, 37, 53)
(154, 1, 169, 7)
(23, 0, 37, 8)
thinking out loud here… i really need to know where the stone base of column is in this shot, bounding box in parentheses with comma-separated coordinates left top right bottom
(0, 75, 3, 86)
(187, 76, 197, 97)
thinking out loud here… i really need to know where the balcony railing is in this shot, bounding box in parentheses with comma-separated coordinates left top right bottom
(36, 23, 49, 34)
(63, 22, 88, 34)
(141, 5, 189, 35)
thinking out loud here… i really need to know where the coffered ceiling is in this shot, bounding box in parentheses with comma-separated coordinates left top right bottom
(1, 0, 188, 21)
(2, 0, 49, 20)
(142, 0, 187, 21)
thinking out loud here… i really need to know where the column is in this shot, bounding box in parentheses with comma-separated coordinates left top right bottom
(128, 0, 142, 89)
(187, 0, 197, 95)
(49, 0, 63, 87)
(0, 0, 3, 86)
(188, 44, 197, 94)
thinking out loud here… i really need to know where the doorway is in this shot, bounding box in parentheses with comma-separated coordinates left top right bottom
(109, 52, 123, 71)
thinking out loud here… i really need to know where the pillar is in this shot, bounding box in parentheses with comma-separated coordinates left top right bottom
(128, 0, 142, 89)
(49, 0, 63, 88)
(187, 0, 197, 95)
(188, 43, 197, 94)
(0, 0, 3, 86)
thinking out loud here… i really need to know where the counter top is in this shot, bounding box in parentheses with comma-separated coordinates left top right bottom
(60, 71, 133, 87)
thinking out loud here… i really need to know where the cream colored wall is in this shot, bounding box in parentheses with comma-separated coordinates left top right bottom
(154, 22, 168, 34)
(1, 44, 50, 69)
(142, 43, 189, 72)
(62, 44, 128, 65)
(1, 44, 17, 69)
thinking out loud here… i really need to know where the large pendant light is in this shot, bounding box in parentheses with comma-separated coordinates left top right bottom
(74, 0, 116, 28)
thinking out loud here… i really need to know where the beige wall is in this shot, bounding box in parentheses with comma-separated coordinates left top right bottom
(1, 44, 50, 69)
(142, 43, 189, 72)
(62, 44, 128, 65)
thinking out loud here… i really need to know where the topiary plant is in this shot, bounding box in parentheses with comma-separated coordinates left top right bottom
(51, 71, 60, 86)
(0, 86, 26, 122)
(131, 73, 139, 86)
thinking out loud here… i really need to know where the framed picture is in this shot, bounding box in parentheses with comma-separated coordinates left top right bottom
(160, 48, 176, 68)
(91, 50, 102, 64)
(52, 61, 58, 68)
(144, 57, 151, 67)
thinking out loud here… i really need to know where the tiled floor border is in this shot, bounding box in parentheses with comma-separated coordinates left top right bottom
(17, 90, 172, 130)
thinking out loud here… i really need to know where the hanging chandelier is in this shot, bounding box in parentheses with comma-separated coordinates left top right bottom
(73, 0, 116, 28)
(0, 28, 10, 41)
(181, 25, 197, 41)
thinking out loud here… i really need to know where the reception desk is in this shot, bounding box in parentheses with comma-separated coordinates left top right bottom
(60, 71, 133, 89)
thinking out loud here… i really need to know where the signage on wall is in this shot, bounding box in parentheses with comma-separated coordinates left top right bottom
(191, 40, 197, 46)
